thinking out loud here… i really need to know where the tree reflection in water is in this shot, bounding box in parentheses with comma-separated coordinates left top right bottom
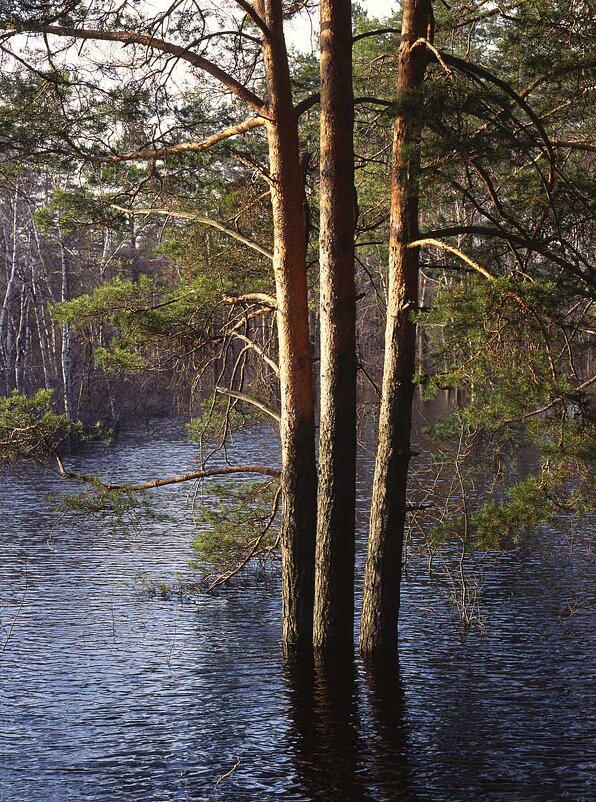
(284, 651, 423, 801)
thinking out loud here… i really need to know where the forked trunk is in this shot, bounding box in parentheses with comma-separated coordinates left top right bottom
(313, 0, 357, 651)
(256, 0, 317, 649)
(360, 0, 430, 655)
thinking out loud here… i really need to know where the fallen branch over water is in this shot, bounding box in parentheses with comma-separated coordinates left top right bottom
(51, 448, 280, 490)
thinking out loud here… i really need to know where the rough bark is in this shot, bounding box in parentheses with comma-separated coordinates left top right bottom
(313, 0, 357, 651)
(256, 0, 317, 650)
(360, 0, 430, 655)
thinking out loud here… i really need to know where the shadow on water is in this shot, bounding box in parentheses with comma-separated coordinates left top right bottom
(284, 651, 423, 802)
(362, 655, 425, 802)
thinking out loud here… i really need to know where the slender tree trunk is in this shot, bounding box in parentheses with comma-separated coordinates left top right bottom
(32, 281, 53, 390)
(15, 285, 29, 393)
(58, 231, 74, 424)
(313, 0, 357, 651)
(0, 181, 19, 394)
(256, 0, 317, 650)
(98, 229, 119, 424)
(360, 0, 430, 655)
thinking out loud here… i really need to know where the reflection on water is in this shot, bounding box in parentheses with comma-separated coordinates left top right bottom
(285, 653, 420, 802)
(0, 421, 594, 801)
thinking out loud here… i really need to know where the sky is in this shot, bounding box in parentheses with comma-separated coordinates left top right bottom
(286, 0, 399, 50)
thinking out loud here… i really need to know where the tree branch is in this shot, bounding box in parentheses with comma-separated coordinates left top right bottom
(4, 23, 268, 113)
(214, 386, 281, 421)
(551, 139, 596, 154)
(409, 238, 495, 281)
(295, 93, 320, 116)
(233, 0, 271, 39)
(232, 332, 279, 376)
(437, 51, 556, 182)
(419, 226, 595, 287)
(111, 205, 273, 260)
(54, 454, 280, 489)
(56, 117, 266, 164)
(502, 374, 596, 424)
(223, 292, 277, 309)
(206, 484, 281, 591)
(352, 27, 400, 44)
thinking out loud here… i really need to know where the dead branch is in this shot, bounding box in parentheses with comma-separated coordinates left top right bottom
(111, 205, 273, 260)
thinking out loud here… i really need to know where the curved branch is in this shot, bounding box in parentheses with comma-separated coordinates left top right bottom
(503, 374, 596, 424)
(215, 386, 281, 421)
(409, 238, 495, 280)
(352, 27, 400, 44)
(295, 93, 320, 116)
(4, 23, 268, 112)
(111, 205, 273, 260)
(52, 446, 280, 488)
(420, 226, 595, 287)
(437, 51, 556, 182)
(232, 332, 279, 376)
(206, 483, 282, 592)
(60, 117, 266, 164)
(233, 0, 271, 39)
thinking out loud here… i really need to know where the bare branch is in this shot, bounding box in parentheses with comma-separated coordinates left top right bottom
(214, 386, 281, 422)
(233, 332, 279, 376)
(409, 238, 495, 281)
(551, 140, 596, 154)
(352, 27, 400, 44)
(54, 455, 280, 489)
(295, 93, 320, 116)
(223, 292, 277, 309)
(111, 205, 273, 260)
(419, 226, 595, 288)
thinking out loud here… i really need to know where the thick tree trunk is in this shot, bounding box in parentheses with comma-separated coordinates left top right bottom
(256, 0, 317, 650)
(313, 0, 357, 651)
(360, 0, 430, 655)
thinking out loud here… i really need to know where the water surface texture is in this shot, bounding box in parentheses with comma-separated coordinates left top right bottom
(1, 423, 594, 801)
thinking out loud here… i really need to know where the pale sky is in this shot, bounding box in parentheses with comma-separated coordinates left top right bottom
(286, 0, 399, 51)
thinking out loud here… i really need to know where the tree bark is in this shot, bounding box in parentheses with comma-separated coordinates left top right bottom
(313, 0, 357, 651)
(256, 0, 317, 650)
(0, 181, 19, 395)
(58, 231, 74, 424)
(360, 0, 430, 655)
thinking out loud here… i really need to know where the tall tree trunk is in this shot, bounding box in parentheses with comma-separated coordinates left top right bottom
(98, 229, 119, 425)
(0, 181, 19, 395)
(360, 0, 430, 655)
(256, 0, 317, 650)
(32, 280, 53, 390)
(15, 285, 29, 393)
(313, 0, 357, 651)
(58, 231, 74, 424)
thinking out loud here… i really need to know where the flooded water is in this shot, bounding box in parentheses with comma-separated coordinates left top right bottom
(0, 422, 594, 801)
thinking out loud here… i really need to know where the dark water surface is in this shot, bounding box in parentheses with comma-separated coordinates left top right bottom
(0, 423, 594, 802)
